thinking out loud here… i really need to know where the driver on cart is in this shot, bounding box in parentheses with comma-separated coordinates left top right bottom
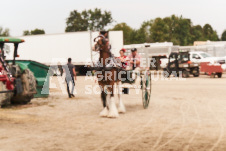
(127, 48, 141, 80)
(127, 48, 141, 71)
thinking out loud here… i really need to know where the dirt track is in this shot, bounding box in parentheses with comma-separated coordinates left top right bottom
(0, 74, 226, 151)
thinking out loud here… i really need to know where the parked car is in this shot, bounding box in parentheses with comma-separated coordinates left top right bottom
(189, 51, 225, 64)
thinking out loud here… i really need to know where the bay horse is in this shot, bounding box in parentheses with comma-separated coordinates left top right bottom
(93, 35, 126, 118)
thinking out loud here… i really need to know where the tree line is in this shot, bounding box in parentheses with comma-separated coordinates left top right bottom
(111, 16, 221, 45)
(0, 27, 45, 36)
(64, 8, 226, 45)
(1, 8, 226, 45)
(23, 29, 45, 36)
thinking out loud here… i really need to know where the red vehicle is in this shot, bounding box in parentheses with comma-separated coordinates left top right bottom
(200, 62, 223, 78)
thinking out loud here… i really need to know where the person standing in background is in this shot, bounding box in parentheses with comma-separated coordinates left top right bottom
(64, 58, 77, 98)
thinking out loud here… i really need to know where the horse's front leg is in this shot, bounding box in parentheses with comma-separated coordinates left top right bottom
(107, 83, 119, 118)
(99, 84, 109, 117)
(117, 82, 126, 113)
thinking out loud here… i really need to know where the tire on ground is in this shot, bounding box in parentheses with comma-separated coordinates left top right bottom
(11, 69, 37, 104)
(0, 81, 12, 107)
(193, 68, 200, 77)
(163, 68, 170, 78)
(216, 72, 222, 78)
(182, 69, 189, 78)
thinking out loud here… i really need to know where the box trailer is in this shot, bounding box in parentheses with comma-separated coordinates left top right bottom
(5, 31, 123, 75)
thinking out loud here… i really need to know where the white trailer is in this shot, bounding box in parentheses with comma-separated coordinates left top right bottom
(5, 31, 123, 74)
(188, 41, 226, 57)
(124, 42, 176, 58)
(124, 42, 179, 70)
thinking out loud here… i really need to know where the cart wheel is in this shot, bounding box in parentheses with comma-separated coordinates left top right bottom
(193, 68, 200, 77)
(163, 70, 170, 78)
(182, 70, 189, 78)
(142, 71, 151, 109)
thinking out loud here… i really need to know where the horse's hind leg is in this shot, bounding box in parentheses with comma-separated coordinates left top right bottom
(99, 85, 109, 117)
(117, 82, 126, 113)
(107, 84, 119, 118)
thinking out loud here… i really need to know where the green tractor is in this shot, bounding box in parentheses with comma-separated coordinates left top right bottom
(0, 37, 38, 106)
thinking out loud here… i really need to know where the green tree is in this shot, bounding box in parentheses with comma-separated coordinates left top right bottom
(130, 29, 143, 44)
(0, 27, 10, 36)
(174, 16, 192, 46)
(159, 15, 192, 45)
(110, 23, 133, 44)
(221, 30, 226, 41)
(23, 29, 45, 36)
(30, 29, 45, 35)
(138, 21, 152, 43)
(86, 8, 113, 31)
(23, 30, 31, 36)
(150, 17, 170, 43)
(104, 14, 220, 45)
(146, 15, 219, 46)
(65, 8, 113, 32)
(190, 25, 204, 42)
(65, 10, 88, 32)
(203, 24, 219, 41)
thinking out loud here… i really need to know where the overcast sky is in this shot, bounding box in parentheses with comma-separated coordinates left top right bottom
(1, 0, 226, 37)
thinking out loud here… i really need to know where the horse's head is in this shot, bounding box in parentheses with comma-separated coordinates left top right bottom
(93, 35, 109, 52)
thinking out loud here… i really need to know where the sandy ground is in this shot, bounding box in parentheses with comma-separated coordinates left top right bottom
(0, 73, 226, 151)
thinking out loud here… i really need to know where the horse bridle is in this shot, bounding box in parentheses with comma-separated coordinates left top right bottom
(94, 35, 106, 45)
(93, 35, 110, 53)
